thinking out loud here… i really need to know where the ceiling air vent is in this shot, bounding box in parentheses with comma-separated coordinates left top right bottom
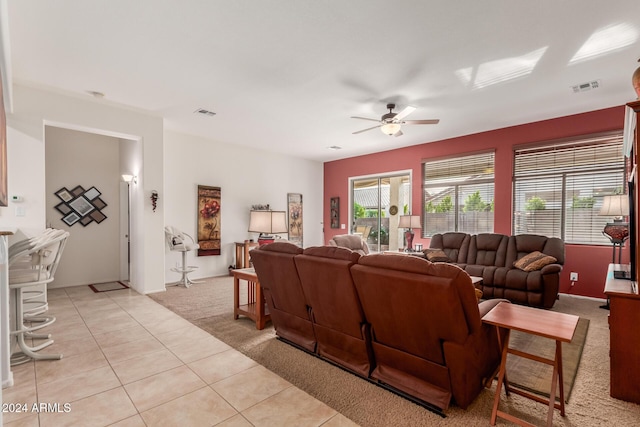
(194, 108, 216, 117)
(572, 80, 601, 93)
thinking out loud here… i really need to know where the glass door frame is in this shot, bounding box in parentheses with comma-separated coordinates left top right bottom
(349, 169, 413, 253)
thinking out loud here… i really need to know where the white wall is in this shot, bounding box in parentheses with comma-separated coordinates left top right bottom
(2, 84, 164, 294)
(44, 126, 120, 287)
(164, 130, 324, 280)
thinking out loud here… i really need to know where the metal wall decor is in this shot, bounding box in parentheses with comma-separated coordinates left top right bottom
(330, 197, 340, 229)
(55, 185, 107, 227)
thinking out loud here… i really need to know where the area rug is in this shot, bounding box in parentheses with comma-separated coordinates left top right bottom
(88, 281, 129, 293)
(149, 277, 608, 427)
(506, 317, 589, 402)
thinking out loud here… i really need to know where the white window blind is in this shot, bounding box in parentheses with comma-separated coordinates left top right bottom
(423, 151, 495, 236)
(513, 132, 625, 244)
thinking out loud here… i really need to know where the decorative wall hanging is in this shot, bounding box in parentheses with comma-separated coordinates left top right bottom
(55, 185, 107, 227)
(197, 185, 221, 256)
(287, 193, 303, 247)
(330, 197, 340, 229)
(150, 190, 158, 212)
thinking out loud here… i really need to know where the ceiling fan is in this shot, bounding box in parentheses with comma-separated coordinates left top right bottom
(351, 103, 439, 137)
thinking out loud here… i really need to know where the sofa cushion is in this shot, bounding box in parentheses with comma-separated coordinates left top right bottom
(424, 249, 451, 262)
(513, 251, 557, 272)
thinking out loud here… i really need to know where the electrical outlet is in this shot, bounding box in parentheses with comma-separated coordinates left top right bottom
(570, 272, 578, 281)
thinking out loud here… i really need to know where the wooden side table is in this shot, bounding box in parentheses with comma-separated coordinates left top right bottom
(482, 301, 579, 427)
(231, 267, 271, 330)
(234, 241, 259, 269)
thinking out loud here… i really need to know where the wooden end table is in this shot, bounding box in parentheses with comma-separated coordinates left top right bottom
(482, 301, 579, 427)
(231, 267, 271, 330)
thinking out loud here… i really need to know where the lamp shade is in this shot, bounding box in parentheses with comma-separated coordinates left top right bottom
(599, 195, 629, 217)
(398, 215, 421, 229)
(248, 210, 288, 234)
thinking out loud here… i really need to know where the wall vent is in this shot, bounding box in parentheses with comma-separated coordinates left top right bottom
(194, 108, 216, 117)
(572, 80, 601, 93)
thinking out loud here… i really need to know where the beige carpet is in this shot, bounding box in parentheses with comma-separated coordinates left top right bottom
(150, 276, 640, 426)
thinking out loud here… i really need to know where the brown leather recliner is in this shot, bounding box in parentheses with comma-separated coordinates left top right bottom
(294, 246, 374, 377)
(429, 232, 565, 308)
(350, 253, 503, 410)
(328, 234, 370, 255)
(249, 242, 316, 352)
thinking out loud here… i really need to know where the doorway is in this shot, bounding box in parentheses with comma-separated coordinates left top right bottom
(350, 172, 412, 253)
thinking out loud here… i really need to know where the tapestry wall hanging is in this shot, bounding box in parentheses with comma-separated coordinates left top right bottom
(287, 193, 303, 247)
(197, 185, 221, 256)
(55, 185, 107, 227)
(330, 197, 340, 229)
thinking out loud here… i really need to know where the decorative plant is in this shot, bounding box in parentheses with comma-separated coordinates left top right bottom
(200, 199, 220, 239)
(150, 191, 158, 212)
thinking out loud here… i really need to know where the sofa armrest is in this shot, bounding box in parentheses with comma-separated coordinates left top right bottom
(540, 263, 562, 275)
(478, 299, 510, 318)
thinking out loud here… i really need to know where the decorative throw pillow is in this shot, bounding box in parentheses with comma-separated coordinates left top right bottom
(424, 249, 450, 263)
(513, 251, 557, 272)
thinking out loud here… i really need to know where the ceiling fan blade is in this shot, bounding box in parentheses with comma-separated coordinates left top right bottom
(393, 106, 416, 121)
(394, 130, 403, 137)
(403, 119, 440, 125)
(350, 116, 380, 122)
(352, 125, 381, 135)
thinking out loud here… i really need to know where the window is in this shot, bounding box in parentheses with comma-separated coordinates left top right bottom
(422, 152, 495, 236)
(513, 132, 625, 244)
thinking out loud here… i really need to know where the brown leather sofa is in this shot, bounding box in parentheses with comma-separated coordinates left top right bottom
(428, 232, 565, 308)
(251, 241, 505, 412)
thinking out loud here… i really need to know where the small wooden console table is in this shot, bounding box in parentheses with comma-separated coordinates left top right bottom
(482, 301, 578, 427)
(234, 241, 259, 269)
(231, 267, 270, 330)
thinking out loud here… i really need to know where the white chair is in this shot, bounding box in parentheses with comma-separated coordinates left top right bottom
(9, 229, 69, 365)
(165, 226, 200, 288)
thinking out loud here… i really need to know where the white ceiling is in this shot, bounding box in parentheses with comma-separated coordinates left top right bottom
(4, 1, 640, 162)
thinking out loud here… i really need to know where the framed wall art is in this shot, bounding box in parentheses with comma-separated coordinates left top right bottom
(287, 193, 303, 247)
(330, 197, 340, 229)
(197, 185, 221, 256)
(55, 185, 108, 227)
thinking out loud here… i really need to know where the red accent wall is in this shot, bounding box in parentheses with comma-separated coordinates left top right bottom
(324, 106, 626, 299)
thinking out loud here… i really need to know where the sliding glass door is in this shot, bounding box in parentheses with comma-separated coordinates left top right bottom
(351, 172, 411, 253)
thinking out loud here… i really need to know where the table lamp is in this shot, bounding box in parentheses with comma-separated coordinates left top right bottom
(248, 210, 288, 244)
(599, 195, 629, 263)
(398, 215, 421, 252)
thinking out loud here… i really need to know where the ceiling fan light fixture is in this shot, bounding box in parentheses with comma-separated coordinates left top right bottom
(381, 122, 401, 136)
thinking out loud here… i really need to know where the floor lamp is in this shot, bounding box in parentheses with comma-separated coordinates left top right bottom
(598, 195, 629, 309)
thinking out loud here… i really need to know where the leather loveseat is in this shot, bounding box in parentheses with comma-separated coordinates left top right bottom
(250, 241, 505, 412)
(428, 232, 565, 308)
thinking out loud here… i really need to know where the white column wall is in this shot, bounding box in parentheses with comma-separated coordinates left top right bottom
(1, 84, 164, 294)
(163, 130, 324, 280)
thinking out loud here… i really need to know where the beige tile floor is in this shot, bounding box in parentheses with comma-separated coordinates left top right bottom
(3, 285, 359, 427)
